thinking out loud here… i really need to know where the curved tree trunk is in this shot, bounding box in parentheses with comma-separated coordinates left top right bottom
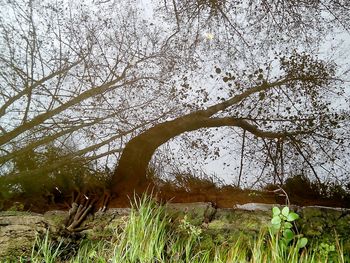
(110, 77, 309, 197)
(111, 115, 296, 197)
(111, 111, 214, 196)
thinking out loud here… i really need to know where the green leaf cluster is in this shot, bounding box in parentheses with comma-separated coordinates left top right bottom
(270, 206, 308, 249)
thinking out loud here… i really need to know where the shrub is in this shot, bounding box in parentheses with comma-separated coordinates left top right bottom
(0, 144, 110, 206)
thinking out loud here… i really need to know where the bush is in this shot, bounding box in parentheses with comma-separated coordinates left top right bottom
(282, 174, 350, 206)
(0, 144, 110, 206)
(283, 174, 321, 200)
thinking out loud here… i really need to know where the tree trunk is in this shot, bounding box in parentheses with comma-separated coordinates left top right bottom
(111, 113, 295, 197)
(111, 112, 212, 196)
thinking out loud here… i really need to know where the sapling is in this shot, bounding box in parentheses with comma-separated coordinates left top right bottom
(270, 206, 308, 249)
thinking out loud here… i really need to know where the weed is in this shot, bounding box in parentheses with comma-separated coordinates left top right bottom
(270, 206, 308, 249)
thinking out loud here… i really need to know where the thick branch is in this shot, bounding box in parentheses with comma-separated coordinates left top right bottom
(199, 117, 314, 138)
(198, 77, 293, 117)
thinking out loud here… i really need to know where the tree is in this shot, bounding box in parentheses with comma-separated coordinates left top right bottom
(112, 52, 345, 195)
(111, 0, 350, 196)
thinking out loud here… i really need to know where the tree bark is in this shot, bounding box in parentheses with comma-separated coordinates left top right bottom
(111, 111, 212, 196)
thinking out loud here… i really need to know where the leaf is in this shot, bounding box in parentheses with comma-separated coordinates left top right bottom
(271, 216, 281, 225)
(283, 229, 294, 240)
(287, 212, 299, 222)
(272, 207, 281, 216)
(282, 207, 290, 217)
(297, 237, 308, 248)
(259, 92, 265, 100)
(284, 222, 293, 229)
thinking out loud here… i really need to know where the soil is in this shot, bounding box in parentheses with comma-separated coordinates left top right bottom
(108, 186, 350, 209)
(2, 185, 349, 214)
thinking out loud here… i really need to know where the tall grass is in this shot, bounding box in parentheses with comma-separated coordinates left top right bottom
(28, 230, 63, 263)
(112, 194, 170, 262)
(10, 194, 349, 263)
(70, 239, 110, 263)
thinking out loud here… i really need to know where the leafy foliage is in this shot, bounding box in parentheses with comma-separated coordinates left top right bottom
(280, 51, 335, 87)
(283, 174, 350, 204)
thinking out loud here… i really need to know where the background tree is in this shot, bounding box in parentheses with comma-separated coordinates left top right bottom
(0, 0, 186, 186)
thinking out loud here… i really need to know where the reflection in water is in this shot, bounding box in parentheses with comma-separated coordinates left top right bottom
(0, 0, 349, 205)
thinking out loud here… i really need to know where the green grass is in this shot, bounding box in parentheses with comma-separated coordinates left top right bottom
(4, 194, 349, 262)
